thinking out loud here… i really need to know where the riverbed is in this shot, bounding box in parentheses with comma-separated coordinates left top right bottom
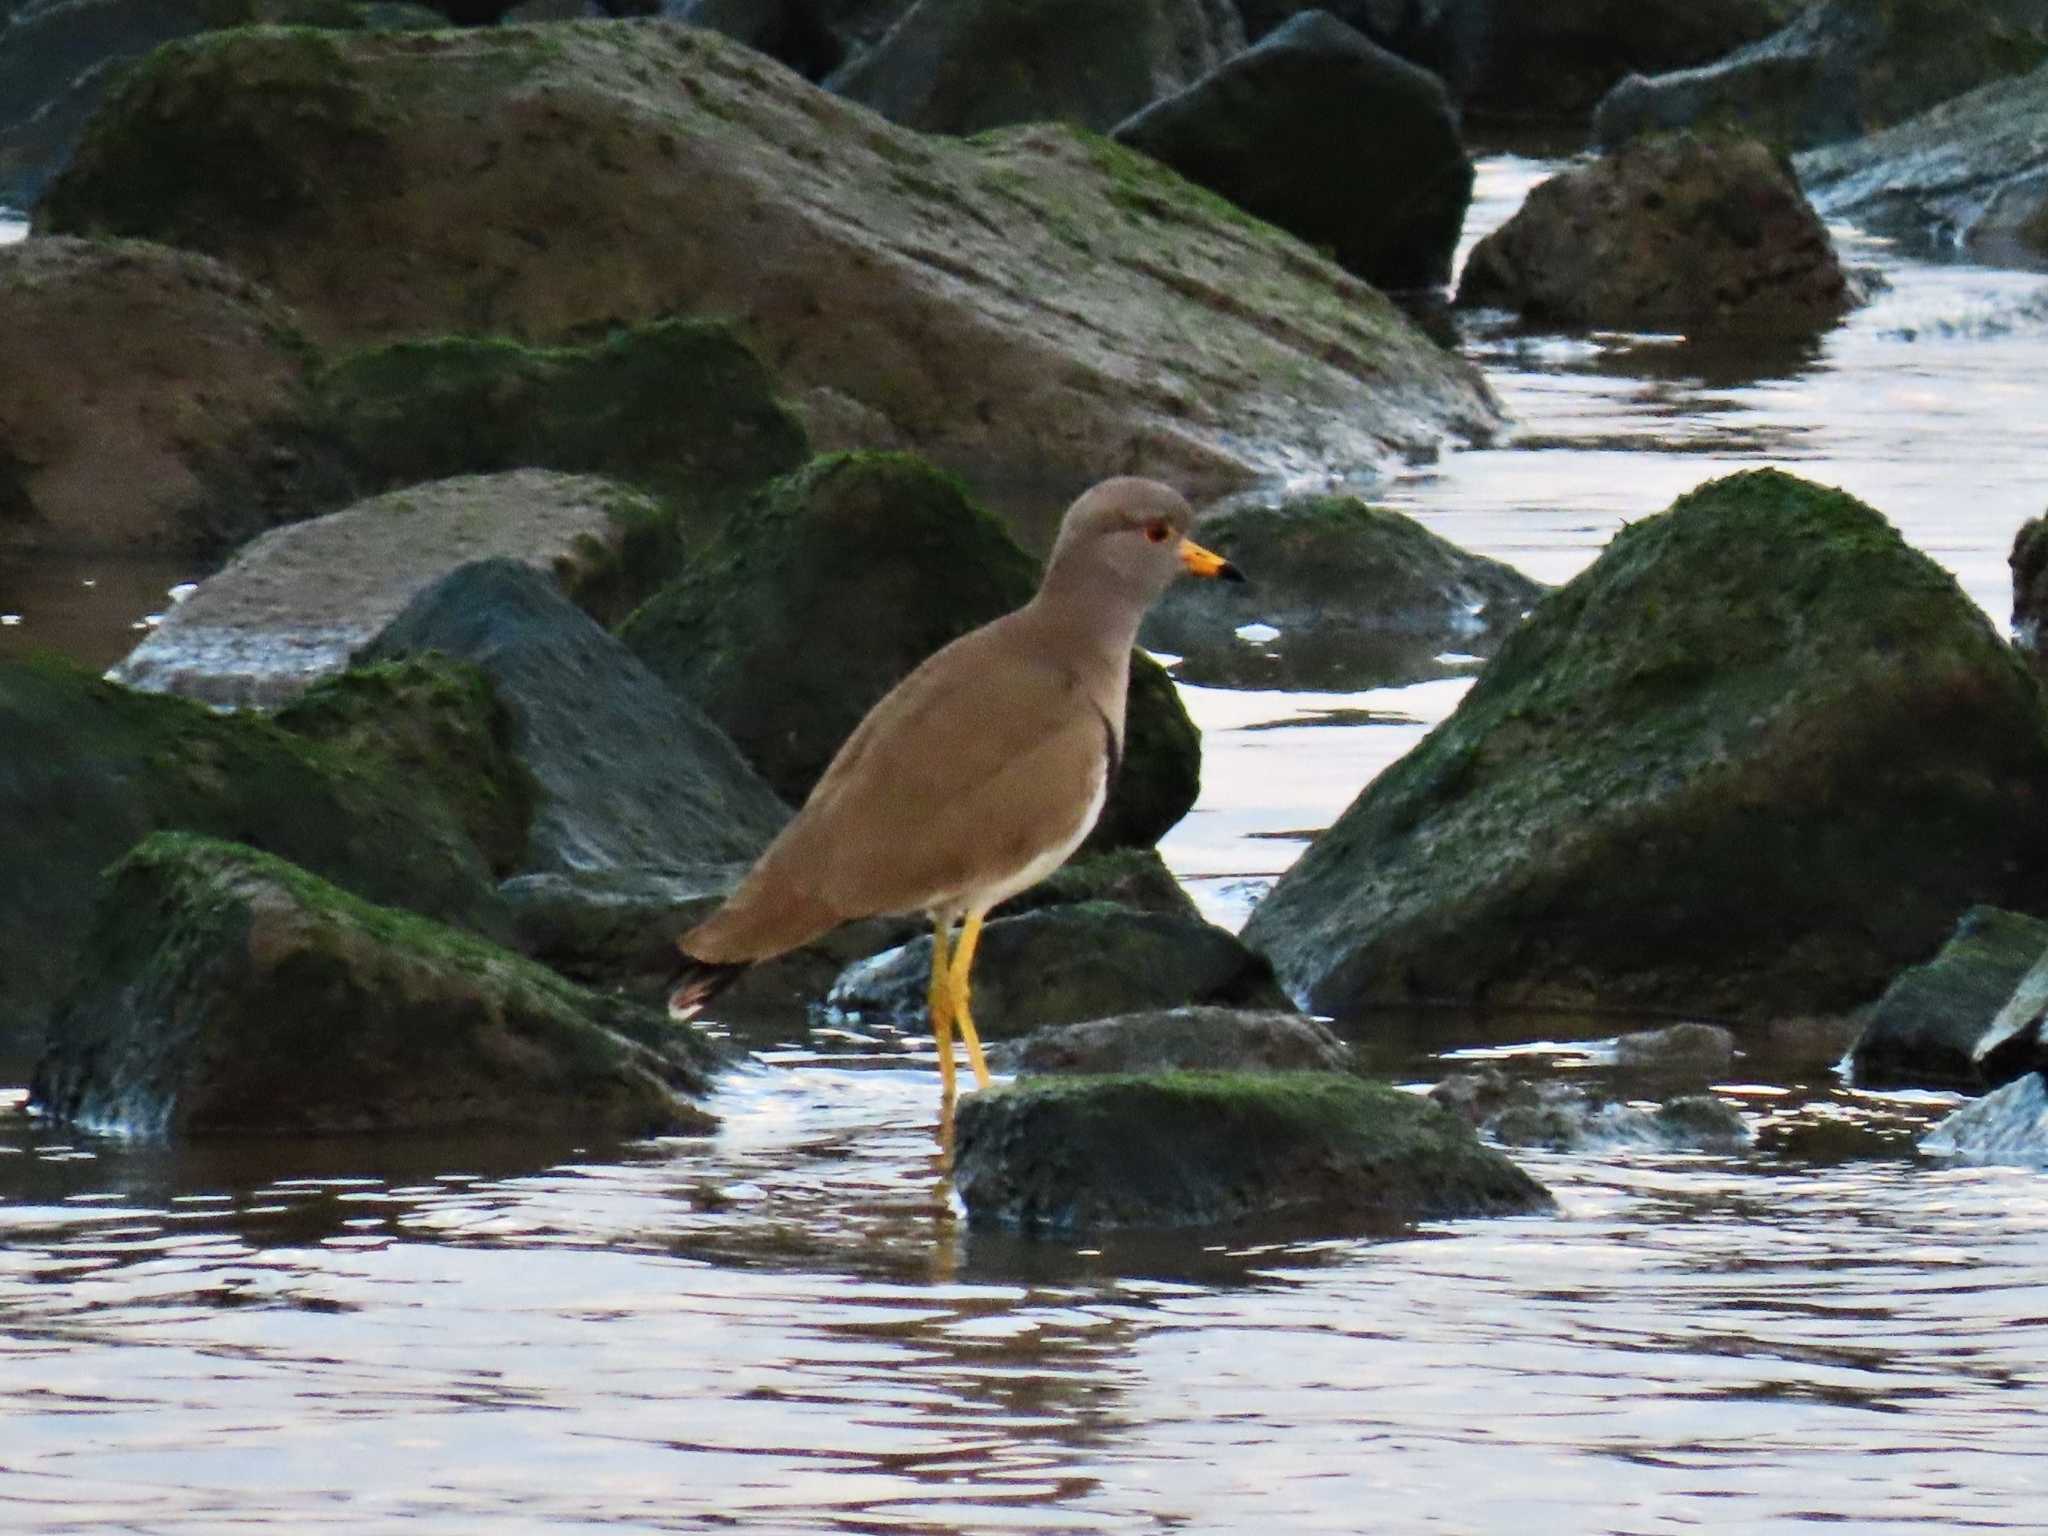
(6, 160, 2048, 1532)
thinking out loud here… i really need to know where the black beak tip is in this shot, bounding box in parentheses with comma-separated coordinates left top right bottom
(1219, 561, 1247, 585)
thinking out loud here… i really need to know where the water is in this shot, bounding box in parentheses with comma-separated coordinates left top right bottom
(9, 158, 2048, 1531)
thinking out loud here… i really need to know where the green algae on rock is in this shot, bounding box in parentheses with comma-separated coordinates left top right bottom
(30, 833, 716, 1139)
(1243, 470, 2048, 1024)
(953, 1071, 1552, 1231)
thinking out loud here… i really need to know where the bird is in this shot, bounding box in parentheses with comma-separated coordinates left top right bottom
(666, 475, 1244, 1109)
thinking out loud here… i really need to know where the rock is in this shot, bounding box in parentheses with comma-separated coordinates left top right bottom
(311, 318, 810, 539)
(1850, 906, 2048, 1090)
(620, 453, 1201, 849)
(29, 833, 715, 1138)
(1241, 470, 2048, 1022)
(672, 0, 854, 78)
(1796, 61, 2048, 266)
(953, 1072, 1553, 1230)
(1138, 492, 1544, 689)
(1967, 942, 2048, 1086)
(0, 0, 442, 207)
(1456, 133, 1859, 335)
(361, 558, 790, 875)
(1920, 1071, 2048, 1164)
(2013, 514, 2048, 661)
(998, 1006, 1349, 1077)
(109, 471, 675, 707)
(274, 655, 537, 878)
(1430, 1067, 1753, 1152)
(1592, 0, 2048, 154)
(1612, 1020, 1738, 1082)
(0, 236, 346, 555)
(829, 0, 1242, 137)
(36, 22, 1498, 496)
(1113, 11, 1471, 291)
(992, 846, 1201, 923)
(826, 903, 1291, 1039)
(0, 656, 504, 1063)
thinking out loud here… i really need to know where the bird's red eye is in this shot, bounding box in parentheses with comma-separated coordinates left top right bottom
(1144, 520, 1172, 544)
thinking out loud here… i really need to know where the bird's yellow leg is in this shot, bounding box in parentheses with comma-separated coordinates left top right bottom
(928, 917, 958, 1106)
(947, 909, 992, 1089)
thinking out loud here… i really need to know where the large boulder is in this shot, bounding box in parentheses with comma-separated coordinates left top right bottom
(953, 1072, 1552, 1230)
(620, 453, 1202, 849)
(30, 833, 716, 1138)
(1138, 492, 1543, 689)
(361, 558, 791, 874)
(826, 902, 1291, 1038)
(1241, 470, 2048, 1023)
(1796, 61, 2048, 266)
(35, 22, 1499, 497)
(1592, 0, 2048, 154)
(0, 236, 345, 555)
(1114, 12, 1471, 291)
(1456, 133, 1859, 335)
(109, 471, 676, 707)
(1850, 906, 2048, 1090)
(828, 0, 1243, 137)
(0, 655, 504, 1063)
(999, 1006, 1352, 1077)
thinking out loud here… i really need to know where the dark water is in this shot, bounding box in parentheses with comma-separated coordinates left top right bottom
(9, 162, 2048, 1531)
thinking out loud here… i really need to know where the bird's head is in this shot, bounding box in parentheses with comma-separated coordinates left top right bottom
(1044, 477, 1245, 604)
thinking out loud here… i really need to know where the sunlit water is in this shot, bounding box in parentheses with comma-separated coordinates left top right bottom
(9, 159, 2048, 1532)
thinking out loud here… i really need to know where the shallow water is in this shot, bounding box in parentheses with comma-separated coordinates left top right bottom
(9, 158, 2048, 1531)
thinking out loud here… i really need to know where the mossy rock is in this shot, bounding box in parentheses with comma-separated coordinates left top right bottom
(953, 1071, 1553, 1230)
(312, 319, 810, 540)
(621, 452, 1201, 848)
(30, 833, 716, 1138)
(0, 654, 505, 1063)
(274, 654, 537, 877)
(1852, 906, 2048, 1091)
(1243, 469, 2048, 1023)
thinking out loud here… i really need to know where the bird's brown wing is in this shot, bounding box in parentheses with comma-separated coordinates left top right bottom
(682, 618, 1112, 962)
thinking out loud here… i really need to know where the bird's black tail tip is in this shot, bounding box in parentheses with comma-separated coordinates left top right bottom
(665, 953, 746, 1021)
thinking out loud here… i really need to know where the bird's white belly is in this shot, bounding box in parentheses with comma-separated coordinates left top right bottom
(935, 770, 1108, 919)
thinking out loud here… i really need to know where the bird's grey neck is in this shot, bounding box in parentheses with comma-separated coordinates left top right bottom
(1026, 568, 1154, 673)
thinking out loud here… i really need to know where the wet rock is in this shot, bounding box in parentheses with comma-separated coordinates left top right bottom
(673, 0, 913, 80)
(361, 558, 791, 875)
(1456, 133, 1859, 336)
(1612, 1021, 1738, 1082)
(827, 903, 1290, 1040)
(35, 22, 1497, 496)
(620, 453, 1200, 849)
(1139, 492, 1543, 689)
(1242, 470, 2048, 1023)
(0, 656, 504, 1062)
(1967, 942, 2048, 1086)
(110, 472, 673, 708)
(312, 319, 809, 542)
(954, 1072, 1553, 1231)
(993, 846, 1201, 924)
(830, 0, 1242, 137)
(1796, 61, 2048, 266)
(0, 237, 346, 556)
(997, 1007, 1348, 1078)
(1592, 0, 2048, 154)
(1431, 1068, 1753, 1152)
(1920, 1071, 2048, 1164)
(29, 834, 715, 1139)
(1850, 906, 2048, 1090)
(1112, 12, 1469, 292)
(2013, 515, 2048, 662)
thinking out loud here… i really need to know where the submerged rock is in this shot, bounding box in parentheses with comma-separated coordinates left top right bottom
(0, 237, 343, 556)
(621, 453, 1200, 849)
(1592, 0, 2048, 153)
(1612, 1021, 1738, 1083)
(109, 472, 674, 707)
(953, 1072, 1553, 1230)
(0, 656, 503, 1061)
(827, 903, 1290, 1040)
(1920, 1071, 2048, 1164)
(997, 1006, 1350, 1078)
(362, 559, 791, 875)
(36, 22, 1498, 494)
(1431, 1068, 1753, 1153)
(1796, 61, 2048, 266)
(30, 834, 715, 1138)
(1851, 906, 2048, 1090)
(1242, 470, 2048, 1023)
(1139, 492, 1543, 689)
(1112, 11, 1471, 291)
(1456, 133, 1859, 335)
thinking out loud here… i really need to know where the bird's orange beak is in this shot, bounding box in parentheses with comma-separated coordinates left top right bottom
(1179, 537, 1246, 583)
